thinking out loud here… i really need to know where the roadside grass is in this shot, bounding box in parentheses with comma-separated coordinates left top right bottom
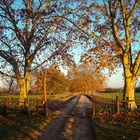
(92, 112, 140, 140)
(47, 92, 79, 101)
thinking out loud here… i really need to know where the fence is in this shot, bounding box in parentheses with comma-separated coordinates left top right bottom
(92, 95, 140, 117)
(0, 96, 47, 116)
(0, 92, 80, 116)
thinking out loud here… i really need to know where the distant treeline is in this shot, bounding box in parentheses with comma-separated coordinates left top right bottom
(103, 88, 123, 93)
(100, 87, 140, 93)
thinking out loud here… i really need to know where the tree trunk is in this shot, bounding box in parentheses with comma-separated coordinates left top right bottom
(123, 76, 137, 109)
(18, 72, 30, 106)
(122, 52, 137, 110)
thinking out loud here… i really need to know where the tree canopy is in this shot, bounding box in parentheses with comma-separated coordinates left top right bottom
(68, 63, 106, 93)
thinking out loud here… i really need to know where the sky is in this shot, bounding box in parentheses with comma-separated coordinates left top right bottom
(107, 71, 124, 88)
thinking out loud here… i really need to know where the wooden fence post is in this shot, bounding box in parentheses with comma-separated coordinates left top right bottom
(4, 97, 8, 116)
(43, 70, 48, 116)
(24, 98, 27, 110)
(36, 98, 38, 109)
(116, 96, 120, 114)
(43, 101, 47, 116)
(124, 97, 129, 110)
(93, 96, 96, 117)
(126, 97, 129, 109)
(11, 97, 14, 108)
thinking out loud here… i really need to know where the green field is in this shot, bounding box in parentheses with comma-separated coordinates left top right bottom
(0, 92, 80, 107)
(0, 92, 140, 105)
(95, 92, 140, 104)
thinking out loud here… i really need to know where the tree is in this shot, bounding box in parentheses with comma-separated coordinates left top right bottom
(68, 63, 106, 93)
(0, 0, 73, 103)
(34, 65, 68, 95)
(71, 0, 140, 109)
(46, 66, 69, 95)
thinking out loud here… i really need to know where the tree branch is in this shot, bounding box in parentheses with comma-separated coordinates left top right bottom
(0, 49, 20, 77)
(108, 1, 124, 52)
(0, 70, 16, 78)
(127, 0, 138, 20)
(133, 51, 140, 76)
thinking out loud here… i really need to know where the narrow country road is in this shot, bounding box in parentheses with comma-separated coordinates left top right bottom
(71, 95, 95, 140)
(38, 95, 96, 140)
